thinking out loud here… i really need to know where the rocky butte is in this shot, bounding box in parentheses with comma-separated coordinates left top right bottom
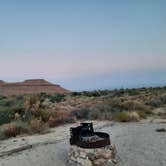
(0, 79, 69, 97)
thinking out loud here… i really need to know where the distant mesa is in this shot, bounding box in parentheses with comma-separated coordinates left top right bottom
(0, 79, 69, 97)
(0, 80, 5, 84)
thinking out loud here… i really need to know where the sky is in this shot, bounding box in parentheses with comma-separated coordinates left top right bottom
(0, 0, 166, 91)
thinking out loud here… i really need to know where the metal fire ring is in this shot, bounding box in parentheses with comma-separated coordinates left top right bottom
(70, 123, 111, 149)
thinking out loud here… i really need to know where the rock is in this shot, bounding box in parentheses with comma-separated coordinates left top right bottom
(14, 113, 20, 120)
(79, 158, 92, 166)
(87, 153, 96, 161)
(112, 159, 118, 164)
(102, 152, 113, 159)
(108, 145, 117, 158)
(106, 159, 115, 166)
(70, 155, 77, 162)
(156, 128, 166, 132)
(68, 145, 117, 166)
(79, 151, 87, 158)
(95, 151, 113, 160)
(93, 158, 107, 166)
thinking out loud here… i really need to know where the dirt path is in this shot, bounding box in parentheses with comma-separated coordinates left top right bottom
(0, 122, 166, 166)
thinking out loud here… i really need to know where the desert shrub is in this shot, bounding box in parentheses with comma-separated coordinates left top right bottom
(120, 101, 150, 112)
(28, 95, 40, 105)
(83, 91, 101, 97)
(12, 105, 24, 114)
(137, 111, 147, 119)
(60, 111, 76, 123)
(1, 122, 20, 138)
(104, 98, 123, 110)
(0, 95, 6, 100)
(88, 104, 117, 120)
(71, 92, 82, 96)
(73, 109, 91, 119)
(146, 98, 162, 107)
(16, 121, 30, 133)
(39, 93, 50, 102)
(160, 94, 166, 104)
(0, 121, 32, 139)
(48, 116, 61, 127)
(0, 129, 6, 140)
(113, 111, 130, 122)
(0, 99, 12, 107)
(126, 89, 140, 96)
(50, 94, 65, 103)
(48, 111, 75, 127)
(146, 94, 166, 108)
(48, 116, 68, 127)
(128, 112, 140, 122)
(29, 119, 48, 134)
(0, 109, 14, 125)
(22, 95, 42, 121)
(24, 95, 41, 110)
(40, 110, 53, 122)
(87, 109, 101, 120)
(90, 110, 112, 120)
(71, 90, 110, 97)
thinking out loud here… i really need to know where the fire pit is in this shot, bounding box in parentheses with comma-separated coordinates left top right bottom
(68, 123, 117, 166)
(70, 123, 111, 148)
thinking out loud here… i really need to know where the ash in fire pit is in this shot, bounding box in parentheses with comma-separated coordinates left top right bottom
(70, 122, 110, 149)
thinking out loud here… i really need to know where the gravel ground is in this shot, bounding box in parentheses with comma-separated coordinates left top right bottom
(102, 123, 166, 166)
(0, 122, 166, 166)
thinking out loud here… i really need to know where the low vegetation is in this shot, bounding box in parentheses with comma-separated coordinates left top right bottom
(0, 86, 166, 139)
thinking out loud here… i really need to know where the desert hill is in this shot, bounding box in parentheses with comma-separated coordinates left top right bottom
(0, 79, 69, 96)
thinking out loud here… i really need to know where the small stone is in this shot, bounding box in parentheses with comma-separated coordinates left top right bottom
(111, 145, 117, 158)
(79, 151, 87, 158)
(96, 151, 112, 160)
(112, 159, 118, 164)
(79, 158, 92, 166)
(93, 158, 107, 166)
(68, 159, 74, 164)
(102, 152, 113, 159)
(106, 159, 115, 166)
(87, 153, 96, 161)
(70, 156, 77, 162)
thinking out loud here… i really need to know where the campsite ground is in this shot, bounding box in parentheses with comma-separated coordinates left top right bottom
(0, 120, 166, 166)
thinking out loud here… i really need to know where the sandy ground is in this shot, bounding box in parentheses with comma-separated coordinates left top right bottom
(0, 121, 166, 166)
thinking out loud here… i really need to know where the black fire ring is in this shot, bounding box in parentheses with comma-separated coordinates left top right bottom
(70, 123, 111, 149)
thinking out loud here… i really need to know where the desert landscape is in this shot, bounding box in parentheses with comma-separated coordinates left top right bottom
(0, 81, 166, 166)
(0, 1, 166, 165)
